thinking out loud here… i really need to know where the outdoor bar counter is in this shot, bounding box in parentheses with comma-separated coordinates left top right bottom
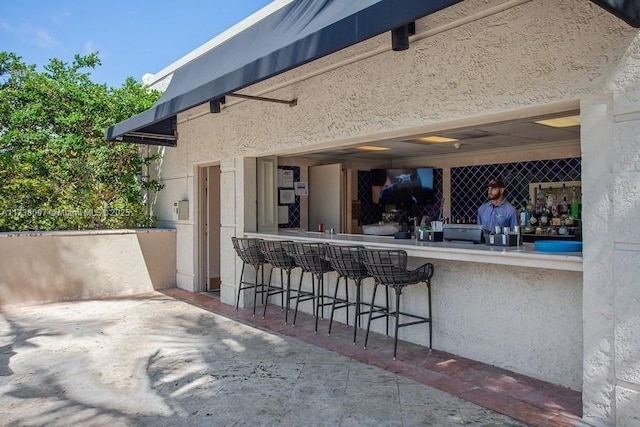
(244, 230, 584, 390)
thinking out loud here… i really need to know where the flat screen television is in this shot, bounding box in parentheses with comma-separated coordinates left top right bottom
(371, 167, 434, 206)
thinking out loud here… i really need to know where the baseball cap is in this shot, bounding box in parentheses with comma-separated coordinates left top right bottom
(488, 178, 505, 188)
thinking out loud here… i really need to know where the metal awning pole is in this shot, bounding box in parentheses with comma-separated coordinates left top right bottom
(228, 93, 297, 107)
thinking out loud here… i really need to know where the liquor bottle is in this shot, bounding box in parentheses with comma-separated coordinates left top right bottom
(570, 187, 580, 219)
(560, 183, 569, 214)
(540, 208, 549, 226)
(546, 186, 556, 210)
(519, 202, 531, 226)
(524, 199, 534, 227)
(536, 185, 545, 214)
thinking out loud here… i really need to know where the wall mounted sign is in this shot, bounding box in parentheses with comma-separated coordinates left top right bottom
(278, 169, 294, 188)
(278, 206, 289, 224)
(294, 181, 308, 196)
(279, 189, 295, 204)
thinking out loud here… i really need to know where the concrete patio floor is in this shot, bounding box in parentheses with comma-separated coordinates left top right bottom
(0, 291, 528, 426)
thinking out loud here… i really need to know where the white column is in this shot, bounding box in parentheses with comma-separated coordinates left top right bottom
(582, 32, 640, 426)
(581, 95, 616, 426)
(610, 82, 640, 427)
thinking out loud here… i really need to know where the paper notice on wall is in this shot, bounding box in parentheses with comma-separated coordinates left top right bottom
(279, 189, 295, 204)
(278, 205, 289, 224)
(280, 169, 294, 188)
(294, 181, 308, 196)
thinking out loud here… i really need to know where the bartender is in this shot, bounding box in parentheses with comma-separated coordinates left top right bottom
(477, 178, 519, 231)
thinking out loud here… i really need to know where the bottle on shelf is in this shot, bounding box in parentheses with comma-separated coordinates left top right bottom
(540, 208, 549, 226)
(560, 183, 569, 215)
(546, 186, 556, 211)
(524, 199, 535, 226)
(570, 187, 580, 219)
(536, 185, 545, 215)
(546, 185, 559, 218)
(519, 200, 531, 227)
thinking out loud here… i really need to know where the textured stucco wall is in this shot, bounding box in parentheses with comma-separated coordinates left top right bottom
(174, 0, 631, 161)
(0, 230, 177, 306)
(427, 260, 582, 389)
(148, 0, 640, 424)
(343, 258, 583, 389)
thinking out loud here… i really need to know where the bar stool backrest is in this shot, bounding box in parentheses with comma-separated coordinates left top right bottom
(325, 245, 369, 279)
(231, 237, 265, 266)
(289, 242, 332, 274)
(360, 249, 432, 286)
(257, 240, 297, 269)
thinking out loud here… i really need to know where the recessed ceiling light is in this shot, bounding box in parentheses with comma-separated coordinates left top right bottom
(357, 145, 390, 151)
(417, 136, 459, 143)
(535, 115, 580, 128)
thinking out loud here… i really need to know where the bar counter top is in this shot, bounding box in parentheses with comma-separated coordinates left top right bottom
(244, 230, 583, 272)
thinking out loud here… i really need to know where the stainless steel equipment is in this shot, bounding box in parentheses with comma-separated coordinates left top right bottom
(443, 224, 485, 244)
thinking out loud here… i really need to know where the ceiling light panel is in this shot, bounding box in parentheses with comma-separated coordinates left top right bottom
(357, 145, 390, 151)
(417, 136, 459, 143)
(535, 115, 580, 128)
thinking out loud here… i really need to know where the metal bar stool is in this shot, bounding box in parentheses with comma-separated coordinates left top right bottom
(289, 242, 333, 333)
(231, 237, 267, 316)
(360, 248, 434, 360)
(257, 240, 298, 322)
(325, 245, 374, 344)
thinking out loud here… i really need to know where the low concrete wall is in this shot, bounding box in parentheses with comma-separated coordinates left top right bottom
(0, 229, 176, 306)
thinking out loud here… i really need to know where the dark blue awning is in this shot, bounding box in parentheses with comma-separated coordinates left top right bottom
(105, 0, 640, 146)
(591, 0, 640, 28)
(105, 0, 462, 146)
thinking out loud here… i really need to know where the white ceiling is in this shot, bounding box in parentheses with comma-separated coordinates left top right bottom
(289, 113, 580, 161)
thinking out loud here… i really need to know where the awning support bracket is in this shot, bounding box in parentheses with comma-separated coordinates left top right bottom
(210, 93, 297, 113)
(228, 93, 298, 107)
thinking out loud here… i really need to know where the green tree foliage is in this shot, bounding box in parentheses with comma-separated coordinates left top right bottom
(0, 52, 163, 231)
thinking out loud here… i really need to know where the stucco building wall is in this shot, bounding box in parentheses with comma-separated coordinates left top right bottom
(0, 229, 177, 306)
(147, 0, 640, 425)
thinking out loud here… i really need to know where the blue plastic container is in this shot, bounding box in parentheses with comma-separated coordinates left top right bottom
(534, 240, 582, 253)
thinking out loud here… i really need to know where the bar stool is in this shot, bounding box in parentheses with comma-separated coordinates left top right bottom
(360, 248, 434, 360)
(231, 237, 267, 316)
(289, 242, 333, 333)
(325, 245, 372, 344)
(257, 240, 298, 322)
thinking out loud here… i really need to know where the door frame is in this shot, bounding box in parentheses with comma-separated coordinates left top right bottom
(196, 163, 221, 293)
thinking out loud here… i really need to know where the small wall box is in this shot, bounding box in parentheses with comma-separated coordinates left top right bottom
(176, 200, 189, 221)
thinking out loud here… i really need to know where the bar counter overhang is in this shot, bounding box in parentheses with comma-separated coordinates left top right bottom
(244, 230, 583, 271)
(244, 230, 584, 390)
